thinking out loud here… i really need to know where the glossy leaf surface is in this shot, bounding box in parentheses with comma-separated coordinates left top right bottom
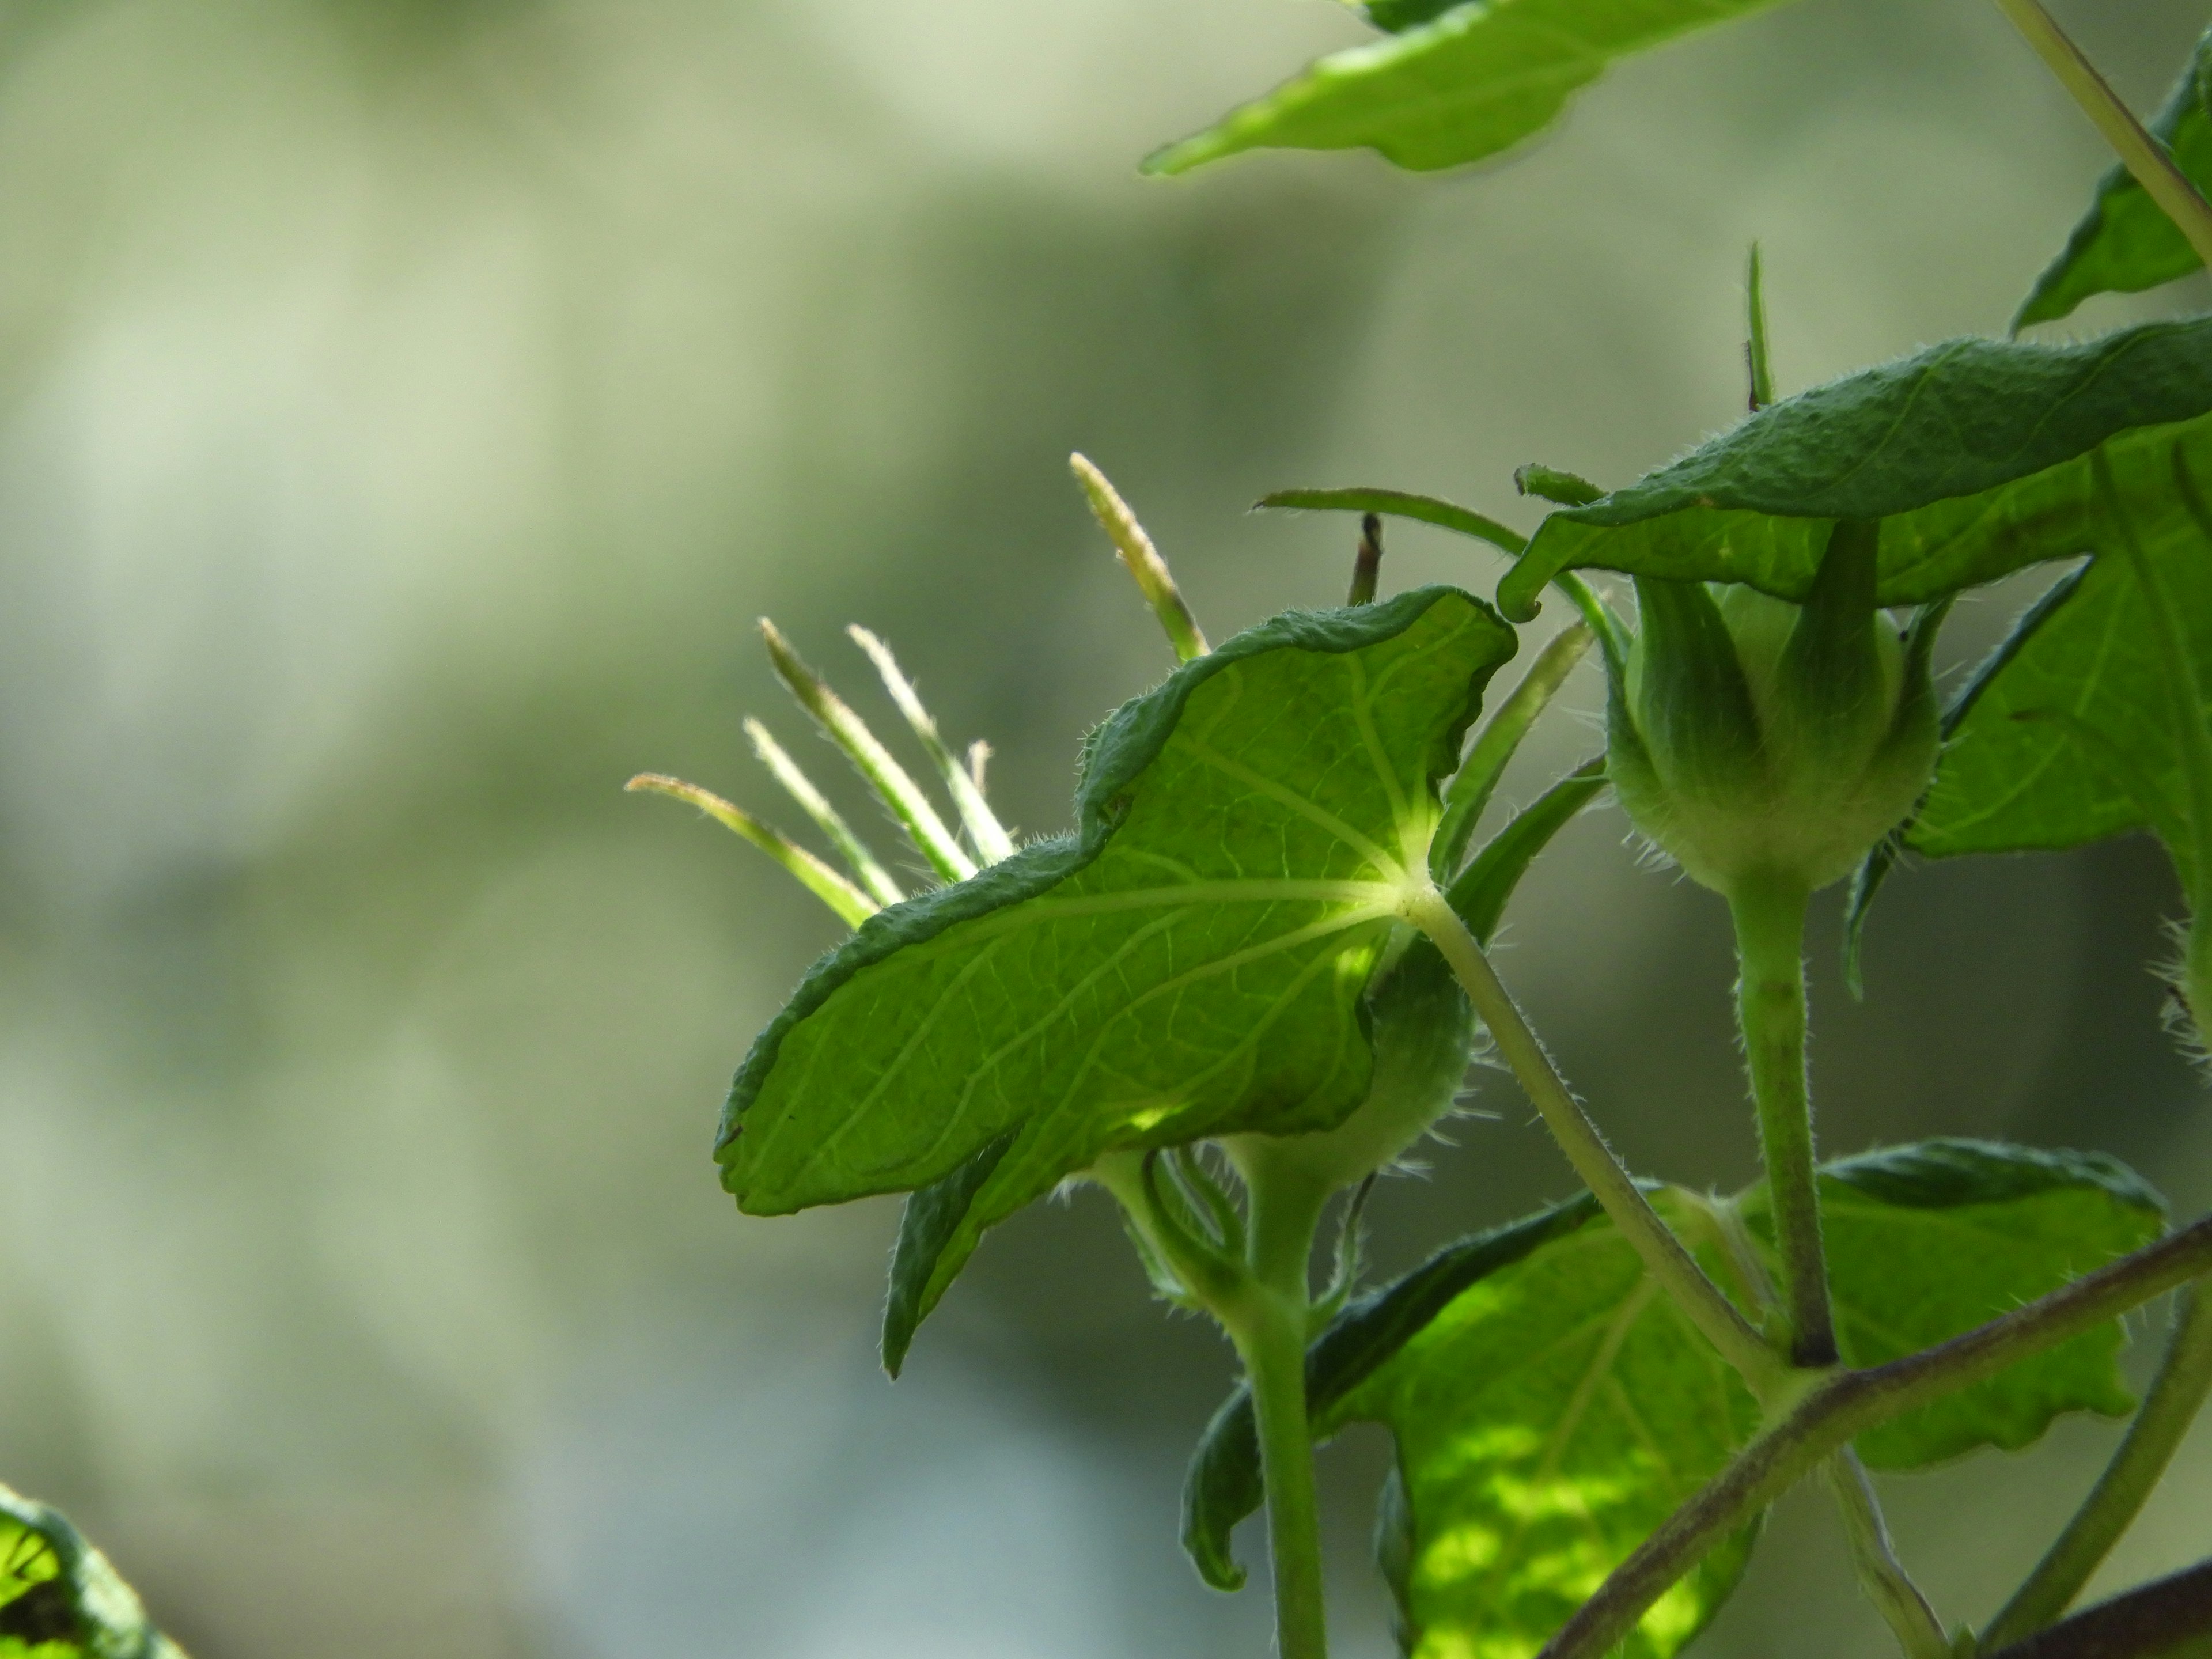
(2017, 28, 2212, 329)
(1497, 320, 2212, 620)
(1740, 1139, 2165, 1469)
(0, 1485, 182, 1659)
(724, 588, 1518, 1349)
(1143, 0, 1797, 177)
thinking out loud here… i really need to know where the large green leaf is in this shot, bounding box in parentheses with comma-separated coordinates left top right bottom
(1902, 464, 2212, 893)
(0, 1484, 183, 1659)
(1738, 1139, 2166, 1469)
(1185, 1189, 1764, 1657)
(722, 588, 1519, 1350)
(1142, 0, 1799, 177)
(2016, 27, 2212, 331)
(1496, 319, 2212, 620)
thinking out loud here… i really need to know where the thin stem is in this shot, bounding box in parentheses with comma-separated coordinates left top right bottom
(1982, 1283, 2212, 1650)
(1729, 870, 1836, 1366)
(624, 774, 878, 927)
(1406, 888, 1785, 1395)
(1989, 0, 2212, 272)
(1228, 1145, 1334, 1659)
(846, 627, 1017, 864)
(1071, 453, 1210, 662)
(1827, 1450, 1950, 1659)
(1534, 1214, 2212, 1659)
(743, 719, 907, 907)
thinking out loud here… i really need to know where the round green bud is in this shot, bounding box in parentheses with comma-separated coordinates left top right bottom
(1607, 520, 1938, 899)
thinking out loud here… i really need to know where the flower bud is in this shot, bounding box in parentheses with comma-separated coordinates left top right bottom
(1607, 520, 1938, 897)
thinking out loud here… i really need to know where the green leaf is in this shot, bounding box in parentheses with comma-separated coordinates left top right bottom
(1184, 1190, 1763, 1658)
(1497, 319, 2212, 620)
(1902, 460, 2212, 895)
(724, 588, 1519, 1350)
(0, 1483, 184, 1659)
(1142, 0, 1798, 177)
(1740, 1139, 2166, 1470)
(2017, 26, 2212, 330)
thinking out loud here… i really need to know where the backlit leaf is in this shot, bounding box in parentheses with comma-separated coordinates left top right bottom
(724, 588, 1518, 1350)
(2016, 27, 2212, 330)
(0, 1483, 184, 1659)
(1739, 1139, 2166, 1469)
(1142, 0, 1800, 177)
(1184, 1190, 1763, 1657)
(1497, 319, 2212, 620)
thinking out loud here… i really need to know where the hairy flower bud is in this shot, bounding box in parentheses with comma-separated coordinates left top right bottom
(1607, 520, 1938, 898)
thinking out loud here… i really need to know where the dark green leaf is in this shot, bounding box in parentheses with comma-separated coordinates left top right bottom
(722, 588, 1518, 1346)
(1739, 1139, 2166, 1469)
(1142, 0, 1798, 177)
(1497, 319, 2212, 620)
(2017, 27, 2212, 329)
(0, 1483, 184, 1659)
(1904, 456, 2212, 893)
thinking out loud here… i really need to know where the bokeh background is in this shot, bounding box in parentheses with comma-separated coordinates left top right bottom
(0, 1, 2208, 1653)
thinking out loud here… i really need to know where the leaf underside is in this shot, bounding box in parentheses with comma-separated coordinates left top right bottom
(1738, 1139, 2165, 1469)
(1183, 1141, 2161, 1655)
(1143, 0, 1798, 177)
(719, 588, 1520, 1365)
(2016, 26, 2212, 331)
(1904, 463, 2212, 892)
(1497, 319, 2212, 620)
(0, 1484, 181, 1659)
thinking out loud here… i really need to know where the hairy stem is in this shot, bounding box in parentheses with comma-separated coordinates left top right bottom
(1988, 0, 2212, 272)
(1827, 1450, 1950, 1659)
(1730, 870, 1836, 1366)
(1407, 888, 1785, 1394)
(1982, 1283, 2212, 1650)
(1227, 1150, 1334, 1659)
(1533, 1214, 2212, 1659)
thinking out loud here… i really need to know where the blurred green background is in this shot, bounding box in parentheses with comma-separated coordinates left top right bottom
(0, 1, 2207, 1653)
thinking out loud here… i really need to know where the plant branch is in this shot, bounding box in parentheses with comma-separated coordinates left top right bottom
(1982, 1282, 2212, 1650)
(1826, 1450, 1950, 1659)
(1982, 1558, 2212, 1659)
(1534, 1214, 2212, 1659)
(1406, 888, 1785, 1395)
(1988, 0, 2212, 272)
(1730, 870, 1837, 1366)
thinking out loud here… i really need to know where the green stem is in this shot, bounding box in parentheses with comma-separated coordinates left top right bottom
(1729, 870, 1836, 1367)
(1227, 1147, 1334, 1659)
(1988, 0, 2212, 273)
(1982, 1282, 2212, 1651)
(1827, 1450, 1951, 1659)
(1406, 888, 1786, 1396)
(1533, 1214, 2212, 1659)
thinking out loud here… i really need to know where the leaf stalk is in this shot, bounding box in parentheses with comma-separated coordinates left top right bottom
(1404, 887, 1786, 1395)
(1729, 869, 1838, 1366)
(1827, 1449, 1951, 1659)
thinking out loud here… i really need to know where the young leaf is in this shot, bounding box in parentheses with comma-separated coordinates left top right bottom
(722, 588, 1519, 1347)
(2014, 25, 2212, 329)
(1737, 1139, 2166, 1469)
(1183, 1190, 1764, 1659)
(0, 1482, 185, 1658)
(1497, 318, 2212, 620)
(1141, 0, 1798, 177)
